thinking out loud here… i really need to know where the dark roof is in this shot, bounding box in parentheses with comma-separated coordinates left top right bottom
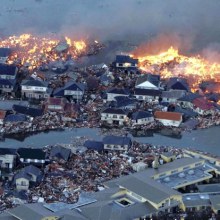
(47, 97, 65, 106)
(0, 79, 16, 86)
(13, 105, 44, 117)
(136, 73, 160, 87)
(115, 55, 138, 65)
(22, 165, 42, 177)
(18, 148, 46, 160)
(102, 108, 128, 115)
(132, 111, 153, 120)
(167, 77, 189, 91)
(114, 96, 136, 108)
(107, 88, 130, 95)
(53, 87, 64, 97)
(0, 48, 11, 57)
(21, 79, 48, 87)
(84, 140, 104, 151)
(50, 146, 71, 161)
(5, 114, 27, 122)
(13, 170, 32, 181)
(64, 81, 85, 91)
(0, 148, 17, 155)
(178, 93, 202, 102)
(134, 88, 161, 96)
(103, 136, 132, 146)
(0, 64, 17, 76)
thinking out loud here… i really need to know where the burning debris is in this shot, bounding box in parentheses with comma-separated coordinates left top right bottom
(0, 34, 104, 70)
(133, 46, 220, 92)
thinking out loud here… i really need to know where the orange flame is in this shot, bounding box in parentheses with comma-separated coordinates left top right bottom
(0, 34, 87, 70)
(134, 46, 220, 92)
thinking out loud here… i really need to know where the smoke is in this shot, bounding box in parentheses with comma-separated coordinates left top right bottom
(1, 0, 220, 54)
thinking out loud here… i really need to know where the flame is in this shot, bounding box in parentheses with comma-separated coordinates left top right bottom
(135, 46, 220, 92)
(0, 34, 88, 70)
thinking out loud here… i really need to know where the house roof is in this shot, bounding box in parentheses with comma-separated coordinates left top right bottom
(50, 146, 71, 161)
(84, 140, 104, 151)
(166, 77, 189, 91)
(64, 81, 85, 91)
(5, 114, 27, 122)
(209, 195, 220, 211)
(136, 73, 160, 87)
(18, 148, 46, 160)
(197, 183, 220, 193)
(0, 79, 16, 86)
(0, 64, 17, 76)
(13, 105, 44, 117)
(178, 93, 201, 102)
(0, 148, 17, 155)
(0, 110, 6, 119)
(0, 48, 11, 57)
(132, 111, 153, 120)
(193, 97, 214, 110)
(22, 165, 42, 176)
(154, 111, 182, 121)
(102, 108, 128, 115)
(134, 88, 161, 96)
(21, 79, 48, 87)
(114, 96, 136, 108)
(13, 170, 32, 181)
(115, 55, 138, 65)
(103, 136, 131, 146)
(107, 88, 130, 95)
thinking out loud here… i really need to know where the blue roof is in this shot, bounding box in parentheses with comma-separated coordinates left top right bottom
(103, 136, 132, 146)
(132, 111, 153, 120)
(13, 105, 44, 117)
(167, 77, 189, 91)
(84, 140, 104, 151)
(0, 48, 11, 57)
(0, 64, 17, 76)
(0, 78, 16, 86)
(114, 96, 136, 108)
(115, 55, 138, 65)
(178, 93, 202, 102)
(5, 114, 27, 122)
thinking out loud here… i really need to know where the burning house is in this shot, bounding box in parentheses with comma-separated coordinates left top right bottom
(113, 55, 138, 71)
(0, 48, 12, 64)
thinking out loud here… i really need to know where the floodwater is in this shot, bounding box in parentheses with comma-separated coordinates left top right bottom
(0, 126, 220, 156)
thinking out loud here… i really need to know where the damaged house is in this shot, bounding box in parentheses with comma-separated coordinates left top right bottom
(0, 48, 12, 64)
(113, 55, 138, 71)
(101, 108, 129, 126)
(21, 79, 51, 99)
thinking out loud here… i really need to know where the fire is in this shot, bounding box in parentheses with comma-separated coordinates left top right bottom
(135, 46, 220, 92)
(0, 34, 87, 70)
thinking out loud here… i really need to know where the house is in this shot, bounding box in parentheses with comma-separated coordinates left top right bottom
(0, 64, 18, 80)
(103, 135, 132, 151)
(154, 111, 183, 127)
(177, 93, 202, 108)
(166, 77, 189, 93)
(46, 97, 67, 112)
(49, 145, 71, 161)
(0, 48, 11, 63)
(135, 73, 160, 90)
(113, 55, 138, 70)
(21, 79, 51, 99)
(13, 165, 42, 191)
(0, 148, 17, 172)
(0, 110, 6, 125)
(101, 108, 129, 126)
(193, 97, 215, 115)
(106, 88, 130, 102)
(162, 90, 185, 103)
(5, 113, 27, 123)
(53, 81, 86, 101)
(13, 104, 44, 117)
(0, 78, 16, 94)
(131, 111, 154, 125)
(134, 88, 161, 102)
(84, 140, 104, 151)
(99, 72, 113, 86)
(17, 148, 46, 165)
(114, 96, 137, 110)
